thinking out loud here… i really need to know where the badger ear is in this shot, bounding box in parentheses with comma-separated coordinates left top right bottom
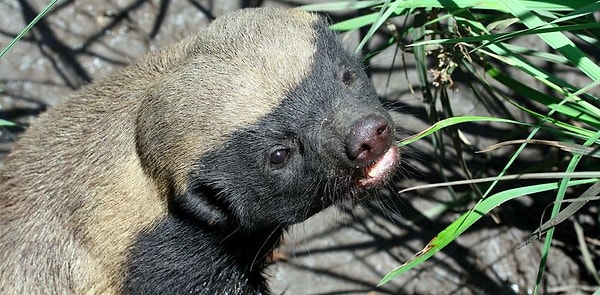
(169, 186, 232, 227)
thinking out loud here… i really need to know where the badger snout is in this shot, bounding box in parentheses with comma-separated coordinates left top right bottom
(342, 114, 399, 188)
(346, 114, 393, 168)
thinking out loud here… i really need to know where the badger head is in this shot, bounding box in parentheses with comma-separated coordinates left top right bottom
(135, 8, 400, 232)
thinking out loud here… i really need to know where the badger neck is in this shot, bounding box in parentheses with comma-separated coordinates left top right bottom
(124, 212, 285, 294)
(219, 223, 285, 271)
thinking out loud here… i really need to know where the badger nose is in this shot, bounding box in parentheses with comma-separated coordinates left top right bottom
(346, 114, 393, 167)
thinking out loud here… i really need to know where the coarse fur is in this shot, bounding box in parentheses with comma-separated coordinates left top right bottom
(0, 7, 399, 294)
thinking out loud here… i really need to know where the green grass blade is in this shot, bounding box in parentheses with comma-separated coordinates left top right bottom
(408, 22, 600, 48)
(378, 178, 598, 286)
(356, 0, 404, 52)
(397, 116, 529, 147)
(484, 66, 600, 130)
(0, 0, 58, 59)
(0, 119, 16, 127)
(498, 43, 568, 64)
(388, 0, 588, 12)
(330, 12, 381, 31)
(501, 0, 600, 83)
(533, 131, 600, 294)
(301, 1, 383, 12)
(527, 182, 600, 244)
(319, 0, 593, 31)
(547, 1, 600, 25)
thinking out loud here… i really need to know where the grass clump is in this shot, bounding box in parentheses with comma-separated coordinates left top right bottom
(304, 0, 600, 293)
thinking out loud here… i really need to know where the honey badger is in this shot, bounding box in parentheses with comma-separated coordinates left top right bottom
(0, 7, 399, 295)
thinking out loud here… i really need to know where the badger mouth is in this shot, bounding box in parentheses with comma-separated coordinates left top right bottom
(357, 145, 400, 187)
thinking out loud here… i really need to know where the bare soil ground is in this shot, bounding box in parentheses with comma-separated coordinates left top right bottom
(1, 1, 597, 294)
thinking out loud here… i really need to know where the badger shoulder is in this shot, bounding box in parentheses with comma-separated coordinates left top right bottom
(0, 14, 207, 294)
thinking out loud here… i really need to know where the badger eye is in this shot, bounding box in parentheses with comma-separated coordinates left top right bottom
(269, 147, 289, 166)
(341, 69, 354, 86)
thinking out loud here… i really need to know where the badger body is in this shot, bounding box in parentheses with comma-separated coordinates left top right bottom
(0, 8, 399, 294)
